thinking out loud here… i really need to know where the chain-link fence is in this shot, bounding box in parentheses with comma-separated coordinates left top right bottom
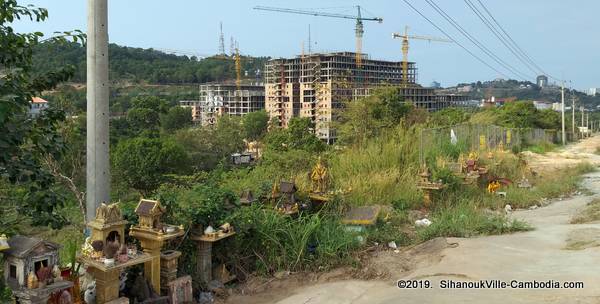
(419, 124, 567, 165)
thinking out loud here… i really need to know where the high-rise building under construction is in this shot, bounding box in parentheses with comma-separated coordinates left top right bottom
(265, 52, 465, 143)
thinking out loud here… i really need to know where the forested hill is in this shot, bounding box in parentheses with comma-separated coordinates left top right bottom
(33, 41, 269, 84)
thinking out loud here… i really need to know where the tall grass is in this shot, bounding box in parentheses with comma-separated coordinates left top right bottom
(330, 125, 422, 207)
(225, 206, 359, 274)
(418, 200, 531, 241)
(504, 163, 595, 208)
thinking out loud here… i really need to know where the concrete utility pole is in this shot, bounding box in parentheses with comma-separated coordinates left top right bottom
(572, 95, 575, 138)
(86, 0, 110, 223)
(561, 82, 565, 145)
(586, 114, 590, 137)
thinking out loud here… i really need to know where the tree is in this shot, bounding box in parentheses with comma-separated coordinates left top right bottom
(112, 137, 189, 195)
(497, 101, 537, 128)
(161, 106, 192, 133)
(535, 109, 560, 130)
(264, 117, 326, 153)
(173, 116, 246, 171)
(429, 108, 470, 127)
(215, 115, 245, 156)
(126, 96, 168, 136)
(337, 88, 411, 145)
(0, 1, 84, 229)
(242, 110, 269, 141)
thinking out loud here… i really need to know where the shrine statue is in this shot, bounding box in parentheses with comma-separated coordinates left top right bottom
(311, 157, 328, 194)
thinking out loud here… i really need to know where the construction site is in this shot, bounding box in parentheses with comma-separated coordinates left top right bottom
(180, 83, 265, 126)
(265, 52, 467, 143)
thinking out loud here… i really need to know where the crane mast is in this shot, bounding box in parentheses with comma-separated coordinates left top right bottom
(392, 26, 452, 87)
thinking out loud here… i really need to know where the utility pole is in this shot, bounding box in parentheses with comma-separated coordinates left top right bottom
(561, 82, 565, 145)
(86, 0, 110, 223)
(581, 106, 585, 129)
(586, 113, 590, 137)
(572, 94, 575, 138)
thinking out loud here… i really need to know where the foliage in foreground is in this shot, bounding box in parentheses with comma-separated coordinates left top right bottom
(1, 0, 84, 228)
(225, 205, 359, 274)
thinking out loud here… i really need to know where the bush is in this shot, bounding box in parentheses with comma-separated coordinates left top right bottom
(224, 206, 359, 274)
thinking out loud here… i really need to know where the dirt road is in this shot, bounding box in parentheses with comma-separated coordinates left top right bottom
(229, 136, 600, 304)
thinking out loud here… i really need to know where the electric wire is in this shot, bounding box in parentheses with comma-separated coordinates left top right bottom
(474, 0, 563, 82)
(463, 0, 538, 77)
(424, 0, 531, 81)
(400, 0, 509, 79)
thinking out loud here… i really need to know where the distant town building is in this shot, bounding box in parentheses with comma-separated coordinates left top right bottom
(456, 85, 473, 93)
(29, 97, 48, 117)
(536, 75, 548, 88)
(587, 88, 599, 96)
(533, 100, 552, 110)
(180, 83, 265, 126)
(482, 96, 516, 107)
(552, 102, 563, 112)
(265, 52, 468, 144)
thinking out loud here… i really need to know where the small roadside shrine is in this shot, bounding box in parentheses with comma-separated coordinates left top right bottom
(3, 235, 73, 304)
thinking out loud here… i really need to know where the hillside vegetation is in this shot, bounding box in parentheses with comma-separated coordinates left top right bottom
(33, 41, 269, 84)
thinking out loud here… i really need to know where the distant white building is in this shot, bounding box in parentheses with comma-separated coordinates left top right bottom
(536, 75, 548, 88)
(29, 97, 48, 117)
(552, 102, 563, 112)
(457, 85, 472, 93)
(587, 88, 599, 96)
(533, 100, 552, 110)
(180, 83, 265, 126)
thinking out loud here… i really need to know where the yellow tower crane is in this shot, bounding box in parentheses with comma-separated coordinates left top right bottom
(235, 47, 242, 90)
(254, 5, 382, 68)
(392, 26, 452, 87)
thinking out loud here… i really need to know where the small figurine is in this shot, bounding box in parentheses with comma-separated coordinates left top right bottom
(53, 264, 63, 281)
(59, 290, 73, 304)
(27, 271, 38, 289)
(204, 226, 215, 235)
(37, 265, 52, 287)
(310, 157, 328, 193)
(127, 245, 138, 256)
(117, 243, 129, 263)
(220, 223, 232, 233)
(84, 281, 96, 304)
(91, 240, 104, 259)
(81, 237, 94, 258)
(104, 239, 120, 259)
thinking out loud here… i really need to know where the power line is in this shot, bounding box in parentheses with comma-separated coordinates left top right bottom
(463, 0, 538, 77)
(400, 0, 510, 79)
(475, 0, 545, 74)
(474, 0, 563, 82)
(424, 0, 532, 81)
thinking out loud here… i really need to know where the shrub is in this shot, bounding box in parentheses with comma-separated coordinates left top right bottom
(224, 206, 359, 274)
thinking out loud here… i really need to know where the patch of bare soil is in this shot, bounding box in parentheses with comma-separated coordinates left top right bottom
(223, 238, 456, 304)
(358, 237, 457, 280)
(564, 227, 600, 250)
(522, 135, 600, 174)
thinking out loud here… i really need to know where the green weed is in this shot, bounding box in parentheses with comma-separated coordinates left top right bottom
(417, 201, 531, 241)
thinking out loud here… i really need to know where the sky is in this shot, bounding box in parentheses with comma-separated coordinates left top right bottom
(13, 0, 600, 90)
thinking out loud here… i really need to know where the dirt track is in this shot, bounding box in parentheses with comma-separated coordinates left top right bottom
(228, 136, 600, 304)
